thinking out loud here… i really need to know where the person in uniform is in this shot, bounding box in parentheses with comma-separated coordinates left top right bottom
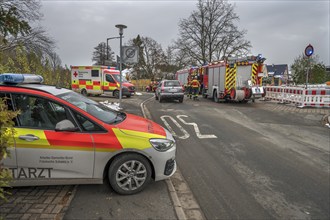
(190, 77, 200, 100)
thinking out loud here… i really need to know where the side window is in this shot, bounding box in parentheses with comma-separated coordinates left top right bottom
(106, 74, 115, 83)
(72, 111, 104, 132)
(12, 94, 70, 130)
(91, 70, 99, 77)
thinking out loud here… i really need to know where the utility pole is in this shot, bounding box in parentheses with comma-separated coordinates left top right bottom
(115, 24, 127, 107)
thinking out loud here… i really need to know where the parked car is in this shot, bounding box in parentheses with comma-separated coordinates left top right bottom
(155, 80, 184, 103)
(0, 73, 176, 195)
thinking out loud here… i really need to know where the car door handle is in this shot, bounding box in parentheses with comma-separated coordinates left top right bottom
(19, 134, 40, 142)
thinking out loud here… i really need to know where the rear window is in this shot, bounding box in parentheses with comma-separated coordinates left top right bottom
(164, 81, 180, 87)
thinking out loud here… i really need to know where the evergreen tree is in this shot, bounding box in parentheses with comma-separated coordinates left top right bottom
(291, 54, 328, 85)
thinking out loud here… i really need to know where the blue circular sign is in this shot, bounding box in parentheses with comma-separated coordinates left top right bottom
(305, 44, 314, 57)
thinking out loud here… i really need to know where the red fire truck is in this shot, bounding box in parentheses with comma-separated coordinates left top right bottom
(202, 55, 266, 102)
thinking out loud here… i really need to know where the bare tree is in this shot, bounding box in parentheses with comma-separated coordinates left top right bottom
(0, 27, 55, 56)
(128, 35, 165, 80)
(49, 52, 61, 71)
(92, 42, 114, 65)
(0, 0, 56, 57)
(0, 0, 42, 41)
(140, 37, 166, 79)
(176, 0, 251, 65)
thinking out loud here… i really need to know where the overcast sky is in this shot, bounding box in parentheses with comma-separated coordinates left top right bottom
(39, 0, 329, 68)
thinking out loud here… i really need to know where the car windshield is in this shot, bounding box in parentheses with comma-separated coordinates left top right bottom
(113, 74, 128, 83)
(58, 91, 126, 124)
(164, 81, 180, 87)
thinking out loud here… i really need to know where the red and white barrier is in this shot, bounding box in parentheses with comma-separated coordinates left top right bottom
(264, 85, 330, 108)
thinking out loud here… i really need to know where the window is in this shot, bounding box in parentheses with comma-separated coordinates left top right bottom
(106, 74, 115, 83)
(91, 70, 99, 77)
(58, 91, 119, 124)
(164, 81, 180, 87)
(72, 111, 104, 132)
(12, 94, 71, 130)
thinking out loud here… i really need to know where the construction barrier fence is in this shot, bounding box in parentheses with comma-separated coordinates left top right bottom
(264, 85, 330, 108)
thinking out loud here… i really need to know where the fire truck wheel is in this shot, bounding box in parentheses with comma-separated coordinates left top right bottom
(114, 90, 119, 99)
(108, 153, 152, 195)
(213, 90, 219, 103)
(81, 89, 88, 96)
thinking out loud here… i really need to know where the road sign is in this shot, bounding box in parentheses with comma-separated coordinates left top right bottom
(305, 44, 314, 57)
(123, 46, 139, 63)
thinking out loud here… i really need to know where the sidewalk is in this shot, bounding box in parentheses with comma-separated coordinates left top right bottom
(256, 100, 330, 125)
(0, 185, 76, 220)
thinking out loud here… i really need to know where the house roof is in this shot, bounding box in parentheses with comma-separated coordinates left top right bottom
(266, 64, 288, 76)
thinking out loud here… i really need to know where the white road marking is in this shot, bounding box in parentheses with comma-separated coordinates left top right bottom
(160, 115, 190, 139)
(177, 115, 217, 139)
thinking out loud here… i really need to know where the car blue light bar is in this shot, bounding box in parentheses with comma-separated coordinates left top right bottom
(0, 73, 44, 84)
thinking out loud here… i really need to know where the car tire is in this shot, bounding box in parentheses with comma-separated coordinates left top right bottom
(179, 97, 183, 103)
(114, 90, 119, 99)
(81, 89, 88, 96)
(126, 95, 131, 98)
(109, 153, 152, 195)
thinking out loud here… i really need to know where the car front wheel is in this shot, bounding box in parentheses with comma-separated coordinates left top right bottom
(109, 153, 152, 195)
(114, 90, 119, 99)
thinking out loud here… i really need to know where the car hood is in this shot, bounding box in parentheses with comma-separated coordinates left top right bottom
(123, 82, 134, 87)
(115, 113, 166, 138)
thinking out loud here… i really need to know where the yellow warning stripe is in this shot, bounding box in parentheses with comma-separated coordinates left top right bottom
(225, 64, 237, 91)
(251, 64, 258, 85)
(113, 128, 166, 150)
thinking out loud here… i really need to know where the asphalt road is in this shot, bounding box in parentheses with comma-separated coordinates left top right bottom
(146, 95, 330, 219)
(64, 93, 178, 220)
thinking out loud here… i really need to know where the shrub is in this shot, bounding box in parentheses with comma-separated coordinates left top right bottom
(0, 97, 19, 201)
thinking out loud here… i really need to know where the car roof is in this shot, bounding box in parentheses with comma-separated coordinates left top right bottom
(1, 83, 71, 96)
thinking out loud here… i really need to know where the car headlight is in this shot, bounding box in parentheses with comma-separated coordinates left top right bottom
(150, 138, 175, 152)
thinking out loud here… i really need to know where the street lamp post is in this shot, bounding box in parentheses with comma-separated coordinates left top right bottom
(115, 24, 127, 107)
(106, 37, 121, 63)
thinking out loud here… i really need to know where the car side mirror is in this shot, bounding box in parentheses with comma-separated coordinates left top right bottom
(55, 119, 79, 132)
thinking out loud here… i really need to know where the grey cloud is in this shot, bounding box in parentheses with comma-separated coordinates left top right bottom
(40, 0, 329, 67)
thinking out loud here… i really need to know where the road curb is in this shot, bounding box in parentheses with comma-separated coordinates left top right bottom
(141, 95, 206, 220)
(58, 185, 78, 220)
(141, 96, 187, 220)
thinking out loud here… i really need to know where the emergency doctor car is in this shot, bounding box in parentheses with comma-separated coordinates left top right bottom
(0, 73, 176, 195)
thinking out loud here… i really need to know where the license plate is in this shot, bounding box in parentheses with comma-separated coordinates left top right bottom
(169, 89, 177, 92)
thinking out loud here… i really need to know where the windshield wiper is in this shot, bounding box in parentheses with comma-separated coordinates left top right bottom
(111, 112, 126, 124)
